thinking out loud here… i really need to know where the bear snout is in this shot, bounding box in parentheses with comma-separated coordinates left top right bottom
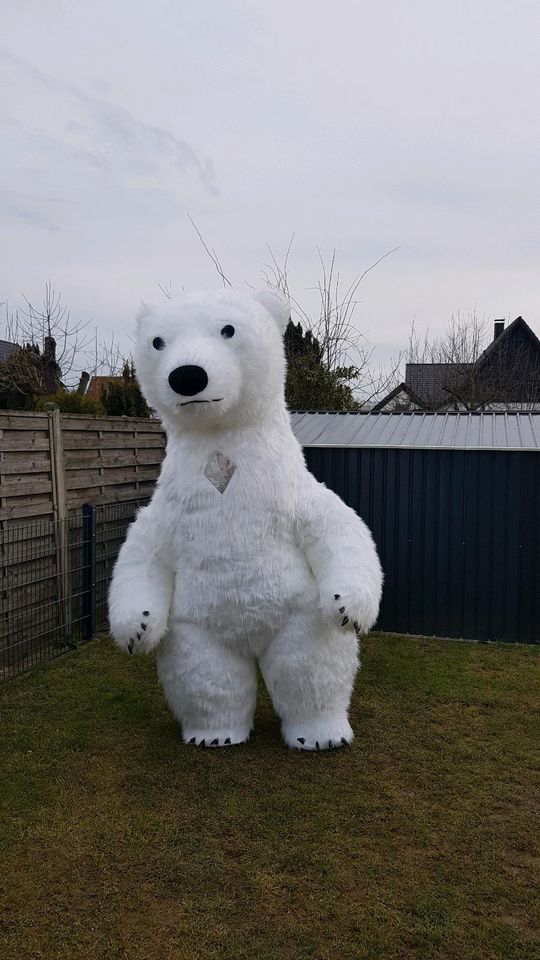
(168, 365, 209, 397)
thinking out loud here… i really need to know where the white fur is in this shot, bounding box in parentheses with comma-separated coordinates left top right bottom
(109, 289, 383, 750)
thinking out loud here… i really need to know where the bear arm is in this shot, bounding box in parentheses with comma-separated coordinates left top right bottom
(108, 498, 175, 653)
(297, 480, 383, 634)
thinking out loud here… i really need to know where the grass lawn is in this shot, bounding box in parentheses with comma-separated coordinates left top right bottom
(0, 635, 538, 960)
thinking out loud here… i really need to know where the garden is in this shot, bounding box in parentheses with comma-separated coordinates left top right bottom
(1, 634, 538, 960)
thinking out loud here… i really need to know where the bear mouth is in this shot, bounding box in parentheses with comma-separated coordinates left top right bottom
(178, 398, 224, 407)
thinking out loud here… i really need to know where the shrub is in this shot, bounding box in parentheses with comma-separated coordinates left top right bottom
(36, 390, 105, 416)
(99, 362, 150, 417)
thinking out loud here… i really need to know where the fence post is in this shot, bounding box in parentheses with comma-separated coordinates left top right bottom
(48, 407, 70, 640)
(82, 504, 96, 643)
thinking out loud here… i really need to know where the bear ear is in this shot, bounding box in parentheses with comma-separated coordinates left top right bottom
(254, 289, 291, 333)
(136, 301, 154, 329)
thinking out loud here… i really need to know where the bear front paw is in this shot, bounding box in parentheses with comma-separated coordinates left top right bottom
(111, 608, 167, 655)
(323, 591, 379, 636)
(127, 609, 151, 655)
(332, 594, 361, 634)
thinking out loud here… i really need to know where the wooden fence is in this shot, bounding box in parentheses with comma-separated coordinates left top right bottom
(0, 409, 165, 525)
(0, 410, 165, 673)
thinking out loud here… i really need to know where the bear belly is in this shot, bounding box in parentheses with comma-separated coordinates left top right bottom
(169, 503, 316, 638)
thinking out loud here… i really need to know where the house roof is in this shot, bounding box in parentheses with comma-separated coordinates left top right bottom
(290, 410, 540, 451)
(377, 317, 540, 411)
(372, 382, 424, 412)
(405, 362, 474, 406)
(85, 375, 124, 400)
(476, 315, 540, 368)
(0, 339, 19, 364)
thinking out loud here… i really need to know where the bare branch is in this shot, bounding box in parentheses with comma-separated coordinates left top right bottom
(157, 281, 172, 301)
(264, 242, 400, 408)
(187, 214, 232, 288)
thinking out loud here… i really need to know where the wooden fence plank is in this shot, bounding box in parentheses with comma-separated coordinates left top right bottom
(0, 480, 52, 497)
(66, 485, 156, 508)
(1, 438, 51, 452)
(64, 450, 164, 470)
(0, 414, 49, 430)
(61, 416, 163, 432)
(62, 434, 165, 450)
(0, 459, 52, 475)
(0, 502, 55, 521)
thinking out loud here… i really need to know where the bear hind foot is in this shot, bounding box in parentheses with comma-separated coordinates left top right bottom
(183, 726, 251, 748)
(283, 717, 354, 752)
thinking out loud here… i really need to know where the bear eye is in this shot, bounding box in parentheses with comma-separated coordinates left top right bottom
(221, 325, 235, 339)
(152, 336, 165, 350)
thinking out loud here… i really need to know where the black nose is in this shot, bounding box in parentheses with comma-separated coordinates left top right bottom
(168, 365, 209, 396)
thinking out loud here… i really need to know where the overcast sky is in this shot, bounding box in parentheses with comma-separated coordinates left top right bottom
(2, 0, 539, 371)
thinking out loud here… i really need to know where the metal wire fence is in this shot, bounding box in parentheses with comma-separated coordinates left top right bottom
(0, 499, 149, 680)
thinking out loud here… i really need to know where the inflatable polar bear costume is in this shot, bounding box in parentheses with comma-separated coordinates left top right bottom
(109, 289, 383, 751)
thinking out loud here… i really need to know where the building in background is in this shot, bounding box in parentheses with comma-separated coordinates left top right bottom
(0, 339, 20, 365)
(375, 317, 540, 412)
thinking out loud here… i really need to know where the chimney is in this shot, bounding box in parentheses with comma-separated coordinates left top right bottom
(493, 320, 505, 340)
(77, 371, 90, 395)
(43, 335, 56, 360)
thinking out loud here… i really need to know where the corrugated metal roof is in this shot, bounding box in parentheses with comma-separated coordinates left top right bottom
(290, 411, 540, 451)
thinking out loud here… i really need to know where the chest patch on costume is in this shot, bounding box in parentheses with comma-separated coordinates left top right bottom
(204, 451, 236, 494)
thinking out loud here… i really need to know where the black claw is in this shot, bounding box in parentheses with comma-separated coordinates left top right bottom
(224, 737, 231, 744)
(341, 737, 348, 746)
(329, 740, 333, 748)
(140, 622, 147, 630)
(334, 594, 341, 600)
(211, 738, 219, 746)
(341, 616, 349, 627)
(297, 737, 305, 745)
(316, 741, 320, 750)
(199, 739, 205, 748)
(354, 621, 360, 633)
(142, 610, 150, 617)
(136, 632, 142, 640)
(189, 737, 196, 744)
(339, 606, 345, 614)
(127, 638, 134, 654)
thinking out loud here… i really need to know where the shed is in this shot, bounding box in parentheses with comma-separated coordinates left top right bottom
(290, 411, 540, 644)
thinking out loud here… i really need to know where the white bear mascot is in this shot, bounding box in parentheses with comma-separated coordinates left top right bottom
(109, 289, 383, 750)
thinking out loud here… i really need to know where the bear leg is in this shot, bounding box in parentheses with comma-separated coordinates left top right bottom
(157, 623, 257, 747)
(260, 610, 359, 751)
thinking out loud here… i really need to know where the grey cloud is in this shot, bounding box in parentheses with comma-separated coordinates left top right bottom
(0, 186, 59, 230)
(392, 181, 484, 212)
(1, 112, 110, 175)
(67, 85, 218, 194)
(0, 45, 218, 195)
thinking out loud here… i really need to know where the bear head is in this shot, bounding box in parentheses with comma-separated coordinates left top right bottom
(134, 288, 290, 430)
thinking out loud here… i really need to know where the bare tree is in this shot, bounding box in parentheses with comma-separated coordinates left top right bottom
(86, 328, 124, 378)
(263, 240, 402, 408)
(0, 283, 126, 408)
(5, 281, 95, 389)
(185, 220, 402, 409)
